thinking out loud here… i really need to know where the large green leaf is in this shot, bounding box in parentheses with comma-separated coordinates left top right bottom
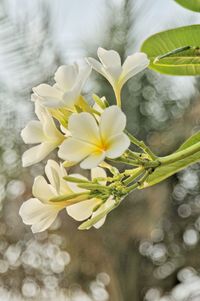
(175, 0, 200, 12)
(140, 132, 200, 188)
(176, 131, 200, 152)
(141, 25, 200, 75)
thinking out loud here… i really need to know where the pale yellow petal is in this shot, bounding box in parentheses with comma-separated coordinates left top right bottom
(80, 151, 106, 169)
(45, 160, 71, 195)
(119, 52, 149, 87)
(33, 84, 63, 107)
(22, 142, 57, 167)
(58, 138, 94, 162)
(100, 106, 126, 141)
(97, 47, 121, 68)
(54, 64, 78, 91)
(91, 167, 107, 185)
(32, 176, 55, 202)
(68, 112, 100, 144)
(92, 197, 115, 228)
(67, 198, 99, 221)
(106, 133, 130, 158)
(21, 121, 44, 144)
(19, 198, 59, 233)
(86, 57, 107, 78)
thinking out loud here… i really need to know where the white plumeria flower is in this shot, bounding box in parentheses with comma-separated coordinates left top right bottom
(21, 103, 64, 167)
(87, 47, 149, 105)
(58, 105, 130, 169)
(19, 160, 110, 232)
(19, 160, 70, 233)
(32, 62, 91, 108)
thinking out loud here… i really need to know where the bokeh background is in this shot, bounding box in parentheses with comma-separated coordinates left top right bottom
(1, 0, 200, 300)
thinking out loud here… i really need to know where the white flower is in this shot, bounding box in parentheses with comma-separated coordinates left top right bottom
(19, 160, 69, 233)
(87, 47, 149, 105)
(33, 62, 91, 108)
(58, 105, 130, 169)
(21, 103, 64, 167)
(19, 161, 110, 232)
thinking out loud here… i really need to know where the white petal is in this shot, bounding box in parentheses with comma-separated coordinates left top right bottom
(80, 151, 106, 169)
(97, 48, 122, 82)
(42, 113, 64, 141)
(33, 84, 64, 108)
(31, 93, 39, 102)
(22, 142, 57, 167)
(76, 62, 91, 90)
(21, 121, 44, 144)
(91, 167, 107, 184)
(34, 103, 63, 142)
(92, 197, 115, 228)
(86, 57, 107, 78)
(106, 133, 130, 158)
(19, 198, 59, 233)
(97, 47, 121, 68)
(34, 102, 47, 122)
(45, 160, 66, 185)
(45, 160, 71, 195)
(54, 64, 78, 91)
(67, 198, 99, 221)
(120, 52, 149, 87)
(32, 176, 55, 202)
(33, 83, 63, 99)
(68, 112, 100, 144)
(87, 57, 115, 87)
(99, 106, 126, 141)
(62, 63, 91, 108)
(58, 138, 94, 162)
(63, 89, 80, 108)
(93, 216, 107, 229)
(104, 66, 122, 82)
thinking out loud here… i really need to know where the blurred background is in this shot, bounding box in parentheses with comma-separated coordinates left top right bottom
(1, 0, 200, 300)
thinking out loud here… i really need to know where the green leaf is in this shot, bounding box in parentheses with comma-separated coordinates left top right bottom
(175, 0, 200, 12)
(176, 131, 200, 152)
(140, 132, 200, 188)
(141, 25, 200, 75)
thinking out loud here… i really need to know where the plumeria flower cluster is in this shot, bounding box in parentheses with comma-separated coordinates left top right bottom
(20, 47, 156, 233)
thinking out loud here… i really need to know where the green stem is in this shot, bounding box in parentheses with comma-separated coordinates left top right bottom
(114, 87, 121, 107)
(159, 141, 200, 165)
(126, 169, 153, 193)
(123, 167, 145, 185)
(63, 176, 89, 184)
(78, 183, 110, 191)
(126, 150, 144, 161)
(50, 192, 90, 202)
(79, 199, 122, 230)
(108, 157, 141, 166)
(125, 131, 157, 160)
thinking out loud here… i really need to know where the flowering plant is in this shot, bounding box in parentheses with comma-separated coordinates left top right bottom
(19, 47, 200, 233)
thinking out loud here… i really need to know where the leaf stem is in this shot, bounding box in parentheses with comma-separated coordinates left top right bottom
(159, 141, 200, 165)
(153, 46, 192, 63)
